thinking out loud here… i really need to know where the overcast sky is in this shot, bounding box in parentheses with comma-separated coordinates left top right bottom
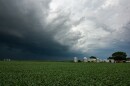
(0, 0, 130, 60)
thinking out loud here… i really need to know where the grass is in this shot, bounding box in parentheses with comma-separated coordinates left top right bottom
(0, 61, 130, 86)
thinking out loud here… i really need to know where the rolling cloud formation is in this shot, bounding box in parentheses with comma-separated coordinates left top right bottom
(0, 0, 130, 60)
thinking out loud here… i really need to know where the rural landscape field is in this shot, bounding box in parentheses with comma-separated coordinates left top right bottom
(0, 61, 130, 86)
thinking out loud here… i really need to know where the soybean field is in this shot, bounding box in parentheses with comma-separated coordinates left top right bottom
(0, 61, 130, 86)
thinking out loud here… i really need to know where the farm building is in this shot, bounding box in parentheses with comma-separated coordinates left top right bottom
(104, 59, 109, 63)
(114, 60, 126, 63)
(83, 57, 103, 63)
(74, 57, 78, 62)
(96, 58, 100, 63)
(83, 57, 88, 62)
(126, 58, 130, 63)
(108, 59, 115, 63)
(88, 58, 97, 62)
(4, 59, 11, 61)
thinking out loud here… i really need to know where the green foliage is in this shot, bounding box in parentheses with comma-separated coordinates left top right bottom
(0, 61, 130, 86)
(112, 51, 127, 60)
(78, 60, 81, 62)
(90, 56, 97, 59)
(108, 57, 113, 59)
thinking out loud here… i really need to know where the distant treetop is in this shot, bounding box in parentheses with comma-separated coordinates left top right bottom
(89, 56, 97, 59)
(111, 51, 127, 60)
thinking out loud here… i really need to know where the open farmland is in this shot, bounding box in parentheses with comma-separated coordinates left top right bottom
(0, 61, 130, 86)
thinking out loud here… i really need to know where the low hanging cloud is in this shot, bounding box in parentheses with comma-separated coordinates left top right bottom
(0, 0, 130, 59)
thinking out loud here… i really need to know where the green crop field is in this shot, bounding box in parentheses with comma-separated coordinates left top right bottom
(0, 61, 130, 86)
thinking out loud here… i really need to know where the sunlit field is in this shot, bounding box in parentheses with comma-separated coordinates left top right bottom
(0, 61, 130, 86)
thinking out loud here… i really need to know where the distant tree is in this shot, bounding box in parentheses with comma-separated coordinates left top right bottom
(108, 57, 113, 59)
(90, 56, 97, 59)
(78, 60, 81, 62)
(112, 51, 127, 60)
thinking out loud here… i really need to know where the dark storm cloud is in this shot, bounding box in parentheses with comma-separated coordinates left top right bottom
(0, 0, 80, 60)
(0, 0, 130, 60)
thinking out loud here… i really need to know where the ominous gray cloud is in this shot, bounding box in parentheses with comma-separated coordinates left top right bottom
(0, 0, 79, 60)
(0, 0, 130, 60)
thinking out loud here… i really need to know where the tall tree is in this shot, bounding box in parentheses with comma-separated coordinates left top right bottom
(112, 51, 127, 60)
